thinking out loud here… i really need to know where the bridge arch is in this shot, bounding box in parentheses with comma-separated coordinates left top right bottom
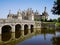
(1, 25, 12, 41)
(30, 25, 34, 33)
(15, 24, 21, 38)
(24, 24, 28, 35)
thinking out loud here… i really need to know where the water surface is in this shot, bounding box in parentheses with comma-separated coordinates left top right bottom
(16, 29, 60, 45)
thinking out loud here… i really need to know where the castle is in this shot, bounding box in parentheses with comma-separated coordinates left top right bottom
(7, 7, 48, 21)
(0, 7, 49, 43)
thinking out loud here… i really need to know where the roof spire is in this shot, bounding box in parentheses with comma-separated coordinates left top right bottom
(17, 9, 21, 14)
(9, 10, 11, 14)
(44, 7, 46, 12)
(18, 9, 21, 12)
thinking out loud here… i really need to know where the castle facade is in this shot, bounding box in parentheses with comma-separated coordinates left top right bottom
(7, 7, 48, 21)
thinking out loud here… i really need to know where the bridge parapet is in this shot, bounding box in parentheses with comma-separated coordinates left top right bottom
(0, 19, 35, 23)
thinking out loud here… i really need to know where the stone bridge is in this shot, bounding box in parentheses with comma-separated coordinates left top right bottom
(0, 19, 41, 43)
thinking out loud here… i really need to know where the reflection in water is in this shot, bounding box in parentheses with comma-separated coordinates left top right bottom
(24, 24, 28, 35)
(2, 25, 12, 41)
(17, 29, 60, 45)
(52, 36, 60, 45)
(2, 32, 11, 41)
(1, 28, 60, 45)
(51, 31, 60, 45)
(15, 24, 21, 38)
(30, 25, 34, 33)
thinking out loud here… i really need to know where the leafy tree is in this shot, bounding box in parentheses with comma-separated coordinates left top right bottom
(34, 18, 37, 21)
(34, 18, 40, 21)
(40, 18, 44, 21)
(52, 0, 60, 15)
(48, 19, 53, 22)
(58, 17, 60, 22)
(53, 19, 57, 22)
(45, 19, 47, 22)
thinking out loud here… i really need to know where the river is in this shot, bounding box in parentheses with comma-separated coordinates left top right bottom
(16, 29, 60, 45)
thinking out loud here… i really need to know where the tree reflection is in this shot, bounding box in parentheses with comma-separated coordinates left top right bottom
(52, 36, 60, 45)
(41, 29, 55, 40)
(41, 29, 55, 35)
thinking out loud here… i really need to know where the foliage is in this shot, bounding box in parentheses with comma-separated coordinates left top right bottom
(34, 18, 57, 22)
(58, 17, 60, 22)
(53, 19, 57, 22)
(34, 18, 40, 21)
(47, 19, 57, 22)
(34, 18, 47, 21)
(52, 0, 60, 15)
(45, 19, 47, 22)
(47, 19, 53, 22)
(40, 18, 44, 21)
(56, 22, 60, 26)
(40, 18, 47, 22)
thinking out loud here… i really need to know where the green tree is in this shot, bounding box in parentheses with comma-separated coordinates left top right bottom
(58, 17, 60, 22)
(40, 18, 47, 22)
(52, 0, 60, 15)
(34, 18, 40, 21)
(45, 19, 47, 22)
(48, 19, 53, 22)
(53, 19, 57, 22)
(40, 18, 44, 21)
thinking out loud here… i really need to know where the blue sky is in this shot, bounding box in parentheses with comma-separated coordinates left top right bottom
(0, 0, 60, 19)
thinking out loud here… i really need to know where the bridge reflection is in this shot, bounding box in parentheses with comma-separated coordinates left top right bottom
(15, 24, 21, 38)
(2, 25, 12, 41)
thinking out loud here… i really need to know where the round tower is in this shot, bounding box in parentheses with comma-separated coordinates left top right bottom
(31, 13, 34, 21)
(17, 9, 22, 20)
(42, 7, 48, 20)
(29, 13, 34, 21)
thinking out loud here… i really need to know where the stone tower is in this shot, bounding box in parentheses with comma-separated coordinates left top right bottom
(28, 8, 34, 21)
(42, 7, 48, 20)
(31, 13, 34, 21)
(17, 9, 22, 20)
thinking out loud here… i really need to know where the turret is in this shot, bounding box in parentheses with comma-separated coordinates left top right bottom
(7, 10, 12, 19)
(42, 7, 48, 20)
(28, 12, 34, 21)
(44, 7, 46, 13)
(17, 9, 22, 20)
(9, 10, 11, 14)
(31, 13, 34, 21)
(43, 7, 48, 15)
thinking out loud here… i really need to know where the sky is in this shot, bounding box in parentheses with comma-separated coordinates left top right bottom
(0, 0, 60, 19)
